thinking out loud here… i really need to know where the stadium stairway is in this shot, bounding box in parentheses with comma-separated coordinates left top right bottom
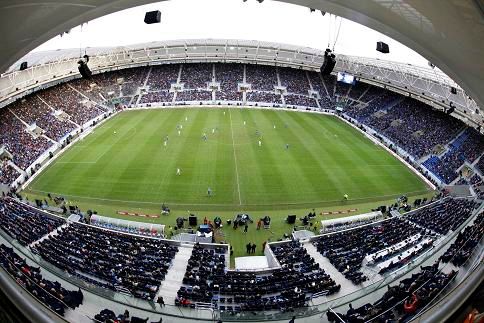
(28, 222, 69, 248)
(154, 243, 193, 305)
(303, 242, 359, 297)
(6, 160, 25, 177)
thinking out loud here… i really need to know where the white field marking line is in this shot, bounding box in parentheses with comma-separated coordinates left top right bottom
(229, 110, 242, 205)
(25, 188, 431, 207)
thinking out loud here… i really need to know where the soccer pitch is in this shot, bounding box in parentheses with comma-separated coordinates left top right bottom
(26, 107, 430, 213)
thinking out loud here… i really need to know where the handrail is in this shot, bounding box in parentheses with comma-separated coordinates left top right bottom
(0, 264, 68, 323)
(0, 198, 481, 322)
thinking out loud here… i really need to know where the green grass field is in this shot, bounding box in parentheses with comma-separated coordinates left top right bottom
(23, 107, 433, 263)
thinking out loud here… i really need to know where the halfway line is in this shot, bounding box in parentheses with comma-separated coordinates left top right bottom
(229, 110, 242, 205)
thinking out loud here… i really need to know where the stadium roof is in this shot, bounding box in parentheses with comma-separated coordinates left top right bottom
(0, 0, 483, 114)
(0, 38, 480, 129)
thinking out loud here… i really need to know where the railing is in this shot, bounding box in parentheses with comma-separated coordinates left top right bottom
(410, 235, 484, 322)
(0, 198, 481, 322)
(0, 228, 217, 321)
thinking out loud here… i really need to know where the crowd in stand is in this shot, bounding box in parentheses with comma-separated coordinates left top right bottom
(332, 205, 482, 323)
(477, 157, 484, 175)
(319, 96, 334, 110)
(314, 218, 425, 284)
(74, 67, 149, 100)
(385, 100, 461, 158)
(406, 198, 476, 235)
(270, 240, 340, 296)
(246, 64, 277, 91)
(279, 67, 310, 95)
(284, 94, 317, 107)
(93, 308, 161, 323)
(322, 75, 336, 98)
(347, 82, 369, 101)
(362, 98, 463, 159)
(181, 64, 212, 90)
(377, 239, 434, 275)
(0, 160, 20, 186)
(176, 243, 226, 304)
(39, 84, 104, 126)
(0, 198, 65, 246)
(358, 85, 384, 103)
(345, 91, 399, 122)
(212, 264, 337, 312)
(424, 128, 484, 184)
(469, 175, 484, 198)
(329, 261, 457, 322)
(0, 195, 480, 317)
(0, 244, 83, 316)
(307, 71, 327, 98)
(0, 108, 53, 170)
(10, 95, 75, 141)
(246, 91, 282, 104)
(176, 89, 212, 102)
(440, 213, 483, 267)
(177, 240, 340, 311)
(139, 91, 173, 104)
(33, 223, 178, 300)
(215, 63, 243, 101)
(335, 81, 351, 98)
(118, 67, 150, 96)
(146, 65, 179, 91)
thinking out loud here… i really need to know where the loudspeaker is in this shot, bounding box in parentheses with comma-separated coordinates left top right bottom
(320, 54, 336, 75)
(78, 61, 92, 79)
(450, 87, 457, 94)
(189, 216, 197, 226)
(376, 42, 390, 53)
(144, 10, 161, 24)
(20, 62, 28, 71)
(286, 214, 296, 224)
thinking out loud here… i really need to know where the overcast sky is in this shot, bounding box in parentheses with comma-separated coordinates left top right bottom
(34, 0, 429, 67)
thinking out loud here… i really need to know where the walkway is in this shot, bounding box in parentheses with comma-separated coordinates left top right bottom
(29, 222, 69, 248)
(303, 242, 359, 299)
(155, 243, 193, 305)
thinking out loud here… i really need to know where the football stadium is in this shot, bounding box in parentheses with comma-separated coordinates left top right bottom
(0, 1, 483, 323)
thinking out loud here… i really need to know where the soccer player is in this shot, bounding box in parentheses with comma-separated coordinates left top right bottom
(176, 168, 181, 176)
(258, 140, 262, 147)
(212, 128, 215, 134)
(178, 130, 181, 136)
(285, 143, 289, 150)
(344, 194, 349, 201)
(273, 124, 276, 129)
(202, 133, 207, 141)
(207, 187, 212, 197)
